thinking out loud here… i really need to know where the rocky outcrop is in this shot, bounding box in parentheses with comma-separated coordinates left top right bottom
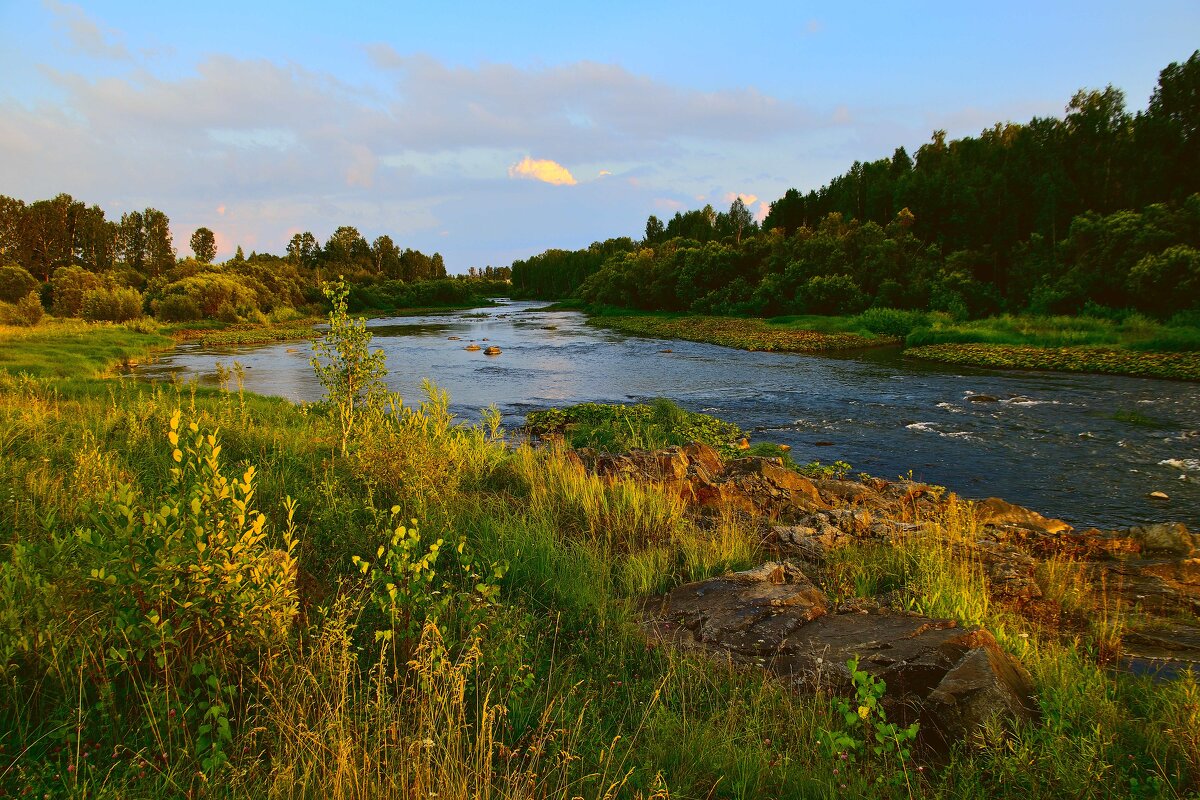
(645, 562, 1039, 751)
(569, 441, 1200, 682)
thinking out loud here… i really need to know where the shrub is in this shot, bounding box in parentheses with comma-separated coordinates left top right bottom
(798, 274, 868, 316)
(13, 291, 44, 326)
(80, 410, 300, 673)
(156, 293, 203, 322)
(311, 278, 389, 455)
(50, 264, 103, 317)
(81, 286, 144, 322)
(853, 307, 929, 337)
(0, 263, 38, 304)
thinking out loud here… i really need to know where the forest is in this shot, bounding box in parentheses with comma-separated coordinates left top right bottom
(511, 51, 1200, 323)
(0, 196, 509, 326)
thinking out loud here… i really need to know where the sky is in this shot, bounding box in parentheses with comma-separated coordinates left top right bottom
(0, 2, 1197, 272)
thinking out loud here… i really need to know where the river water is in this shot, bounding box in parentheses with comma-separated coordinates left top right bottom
(137, 300, 1200, 530)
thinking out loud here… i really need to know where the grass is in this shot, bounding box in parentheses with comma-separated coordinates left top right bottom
(584, 306, 1200, 380)
(0, 319, 1197, 798)
(589, 312, 891, 353)
(904, 343, 1200, 381)
(0, 319, 174, 378)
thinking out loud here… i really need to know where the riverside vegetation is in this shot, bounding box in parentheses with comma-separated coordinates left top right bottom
(0, 293, 1198, 800)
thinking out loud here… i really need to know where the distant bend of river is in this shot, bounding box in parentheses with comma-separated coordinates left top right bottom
(136, 300, 1200, 530)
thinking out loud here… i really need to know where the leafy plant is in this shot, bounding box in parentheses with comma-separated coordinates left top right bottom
(352, 509, 507, 656)
(824, 656, 919, 788)
(310, 277, 389, 454)
(81, 409, 299, 673)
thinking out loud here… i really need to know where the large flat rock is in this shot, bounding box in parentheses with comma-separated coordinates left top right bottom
(645, 562, 1039, 751)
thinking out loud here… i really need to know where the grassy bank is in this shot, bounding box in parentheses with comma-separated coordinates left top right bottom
(0, 321, 1197, 798)
(582, 306, 1200, 380)
(905, 343, 1200, 381)
(588, 311, 892, 353)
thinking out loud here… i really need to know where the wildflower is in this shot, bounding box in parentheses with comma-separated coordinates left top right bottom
(857, 705, 870, 720)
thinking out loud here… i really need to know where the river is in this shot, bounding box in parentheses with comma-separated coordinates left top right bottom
(136, 300, 1200, 530)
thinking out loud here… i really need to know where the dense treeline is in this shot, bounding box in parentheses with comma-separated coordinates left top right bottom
(0, 195, 502, 325)
(512, 51, 1200, 321)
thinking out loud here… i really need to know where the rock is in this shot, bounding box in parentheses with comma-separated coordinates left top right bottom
(484, 346, 502, 355)
(465, 343, 482, 351)
(682, 441, 723, 477)
(968, 394, 1000, 403)
(737, 437, 751, 450)
(646, 563, 1038, 750)
(977, 497, 1073, 535)
(659, 348, 673, 353)
(973, 540, 1043, 602)
(1149, 491, 1170, 501)
(447, 335, 461, 340)
(721, 457, 828, 514)
(1130, 523, 1194, 557)
(814, 441, 835, 447)
(815, 479, 883, 507)
(779, 444, 791, 452)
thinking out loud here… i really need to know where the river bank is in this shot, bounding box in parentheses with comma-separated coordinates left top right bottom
(572, 307, 1200, 381)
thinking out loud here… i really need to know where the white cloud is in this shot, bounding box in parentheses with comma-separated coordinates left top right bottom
(44, 0, 130, 60)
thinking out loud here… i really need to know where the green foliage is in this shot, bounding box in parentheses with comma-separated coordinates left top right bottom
(824, 656, 920, 767)
(81, 285, 144, 322)
(352, 510, 506, 653)
(190, 226, 217, 263)
(853, 307, 930, 337)
(80, 409, 299, 673)
(0, 263, 38, 304)
(526, 399, 744, 457)
(155, 293, 203, 322)
(50, 264, 103, 317)
(0, 291, 45, 326)
(310, 278, 389, 455)
(906, 342, 1200, 380)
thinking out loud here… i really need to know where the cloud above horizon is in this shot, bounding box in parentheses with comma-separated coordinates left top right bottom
(508, 157, 577, 186)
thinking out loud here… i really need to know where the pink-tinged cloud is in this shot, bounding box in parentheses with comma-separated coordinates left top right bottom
(754, 200, 770, 223)
(597, 169, 612, 177)
(723, 191, 758, 207)
(507, 156, 576, 186)
(654, 197, 685, 212)
(216, 204, 226, 215)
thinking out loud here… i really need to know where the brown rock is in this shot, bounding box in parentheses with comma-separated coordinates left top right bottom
(977, 497, 1073, 535)
(1130, 522, 1194, 557)
(647, 563, 1039, 750)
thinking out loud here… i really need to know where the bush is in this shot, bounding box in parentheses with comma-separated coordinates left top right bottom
(81, 286, 144, 322)
(853, 307, 929, 337)
(0, 264, 38, 304)
(155, 293, 203, 322)
(798, 274, 868, 316)
(0, 292, 44, 326)
(50, 265, 103, 317)
(81, 410, 299, 672)
(13, 292, 44, 326)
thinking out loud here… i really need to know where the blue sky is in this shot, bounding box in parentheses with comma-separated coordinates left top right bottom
(1, 1, 1197, 271)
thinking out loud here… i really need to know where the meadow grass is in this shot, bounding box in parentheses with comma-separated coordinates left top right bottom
(0, 319, 1196, 798)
